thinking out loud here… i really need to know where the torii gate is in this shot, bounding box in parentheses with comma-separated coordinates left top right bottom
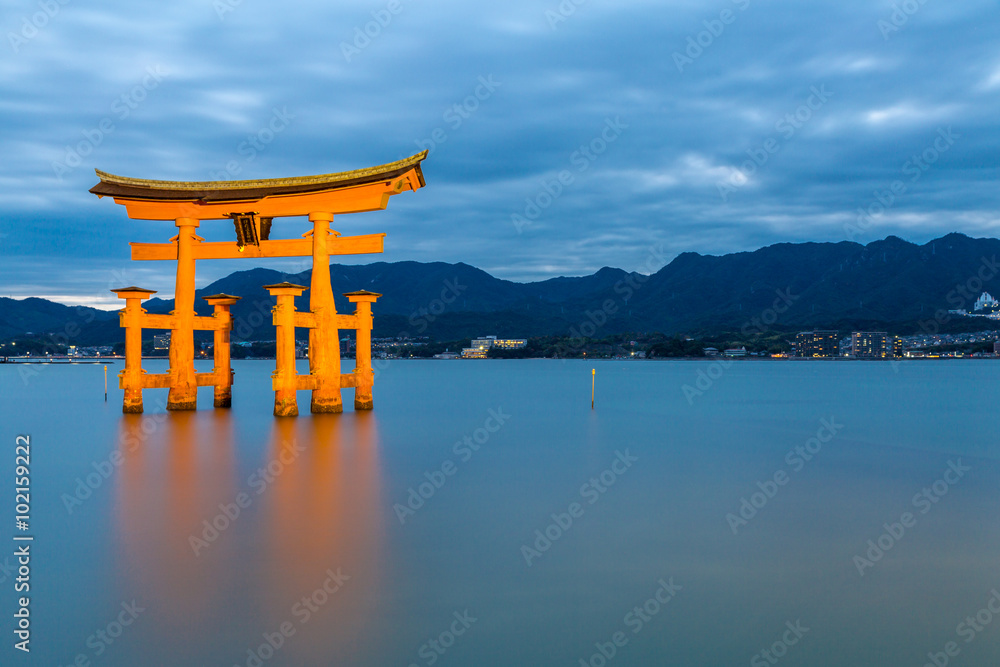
(91, 151, 427, 416)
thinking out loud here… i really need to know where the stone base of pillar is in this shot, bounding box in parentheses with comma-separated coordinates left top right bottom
(214, 392, 232, 409)
(274, 396, 298, 417)
(123, 390, 144, 414)
(167, 386, 197, 411)
(311, 391, 343, 414)
(355, 385, 373, 410)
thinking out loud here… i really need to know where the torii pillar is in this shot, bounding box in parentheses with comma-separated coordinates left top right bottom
(345, 290, 380, 410)
(308, 212, 342, 413)
(168, 217, 200, 411)
(112, 286, 157, 413)
(266, 282, 308, 417)
(203, 293, 241, 408)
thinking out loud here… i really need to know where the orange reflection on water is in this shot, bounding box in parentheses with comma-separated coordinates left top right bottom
(116, 407, 384, 664)
(261, 412, 385, 664)
(117, 410, 237, 639)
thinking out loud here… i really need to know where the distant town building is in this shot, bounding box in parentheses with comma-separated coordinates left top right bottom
(153, 333, 171, 350)
(703, 347, 720, 357)
(470, 336, 496, 350)
(795, 331, 838, 358)
(851, 331, 890, 358)
(492, 338, 527, 350)
(723, 347, 747, 357)
(462, 335, 526, 358)
(974, 292, 999, 312)
(892, 336, 904, 358)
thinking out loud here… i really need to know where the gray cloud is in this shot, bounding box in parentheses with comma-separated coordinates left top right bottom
(1, 0, 998, 306)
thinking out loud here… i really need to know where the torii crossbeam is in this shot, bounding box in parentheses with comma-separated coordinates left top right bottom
(91, 151, 427, 415)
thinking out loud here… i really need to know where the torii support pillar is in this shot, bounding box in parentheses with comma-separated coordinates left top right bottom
(203, 294, 241, 408)
(168, 217, 201, 411)
(112, 287, 157, 414)
(308, 211, 343, 414)
(266, 282, 308, 417)
(344, 290, 381, 410)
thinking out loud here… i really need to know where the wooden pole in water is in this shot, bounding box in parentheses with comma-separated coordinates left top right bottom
(104, 364, 107, 401)
(591, 368, 595, 409)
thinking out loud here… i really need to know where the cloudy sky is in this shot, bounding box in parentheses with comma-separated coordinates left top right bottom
(2, 0, 998, 307)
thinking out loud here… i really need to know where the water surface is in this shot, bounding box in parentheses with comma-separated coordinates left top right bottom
(1, 358, 998, 665)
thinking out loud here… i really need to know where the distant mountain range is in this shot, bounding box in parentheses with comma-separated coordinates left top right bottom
(4, 233, 1000, 345)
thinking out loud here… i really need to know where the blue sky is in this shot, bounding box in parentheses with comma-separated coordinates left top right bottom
(1, 0, 998, 307)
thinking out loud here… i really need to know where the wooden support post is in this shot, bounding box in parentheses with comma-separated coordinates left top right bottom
(307, 211, 343, 413)
(168, 217, 200, 410)
(203, 294, 241, 408)
(266, 282, 308, 417)
(111, 287, 157, 414)
(344, 290, 380, 411)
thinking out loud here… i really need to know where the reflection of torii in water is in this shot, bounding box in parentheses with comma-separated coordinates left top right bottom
(91, 151, 427, 416)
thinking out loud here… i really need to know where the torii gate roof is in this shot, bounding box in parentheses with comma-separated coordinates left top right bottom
(90, 151, 427, 220)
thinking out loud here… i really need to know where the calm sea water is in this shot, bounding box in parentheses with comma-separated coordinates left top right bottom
(1, 358, 999, 666)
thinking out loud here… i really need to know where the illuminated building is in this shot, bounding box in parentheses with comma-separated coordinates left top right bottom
(794, 331, 838, 358)
(851, 332, 889, 358)
(462, 335, 527, 358)
(974, 292, 998, 312)
(492, 338, 527, 349)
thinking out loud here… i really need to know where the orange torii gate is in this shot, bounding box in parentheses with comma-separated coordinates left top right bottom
(91, 151, 427, 416)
